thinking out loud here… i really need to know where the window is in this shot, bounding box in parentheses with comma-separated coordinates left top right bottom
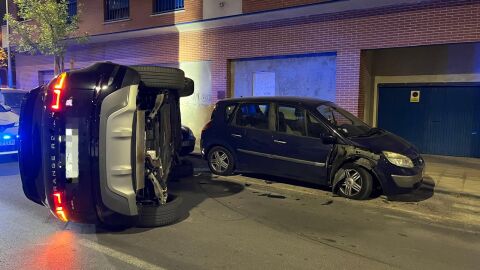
(317, 104, 371, 137)
(307, 113, 329, 138)
(225, 104, 237, 122)
(153, 0, 184, 14)
(104, 0, 130, 21)
(277, 106, 306, 136)
(235, 103, 270, 130)
(67, 0, 77, 18)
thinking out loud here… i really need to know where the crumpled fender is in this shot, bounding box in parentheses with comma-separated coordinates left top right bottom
(330, 145, 380, 193)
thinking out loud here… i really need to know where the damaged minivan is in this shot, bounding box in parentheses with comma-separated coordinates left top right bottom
(201, 97, 425, 199)
(19, 62, 193, 227)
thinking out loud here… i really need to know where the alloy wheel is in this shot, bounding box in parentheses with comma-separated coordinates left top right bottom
(340, 169, 363, 197)
(210, 150, 230, 173)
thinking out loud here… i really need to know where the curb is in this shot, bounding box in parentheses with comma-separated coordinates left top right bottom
(420, 184, 480, 200)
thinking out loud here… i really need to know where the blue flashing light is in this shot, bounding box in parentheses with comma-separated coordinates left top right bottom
(2, 134, 12, 140)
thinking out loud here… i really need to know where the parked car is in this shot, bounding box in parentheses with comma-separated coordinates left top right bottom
(201, 97, 425, 200)
(0, 103, 19, 156)
(180, 125, 196, 155)
(19, 62, 194, 227)
(1, 88, 29, 114)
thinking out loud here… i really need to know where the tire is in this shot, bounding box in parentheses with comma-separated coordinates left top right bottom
(181, 77, 194, 97)
(207, 146, 235, 176)
(337, 163, 373, 200)
(136, 194, 183, 227)
(130, 66, 185, 90)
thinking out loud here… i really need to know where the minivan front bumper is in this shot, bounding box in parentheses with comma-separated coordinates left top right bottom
(373, 156, 425, 196)
(391, 173, 423, 188)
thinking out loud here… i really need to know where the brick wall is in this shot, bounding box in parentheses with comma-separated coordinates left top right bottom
(15, 0, 480, 117)
(78, 0, 202, 36)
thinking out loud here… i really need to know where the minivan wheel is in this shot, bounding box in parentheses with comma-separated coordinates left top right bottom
(338, 164, 373, 200)
(208, 146, 235, 176)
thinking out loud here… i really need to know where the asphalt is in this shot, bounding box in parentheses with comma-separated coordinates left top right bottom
(0, 157, 479, 270)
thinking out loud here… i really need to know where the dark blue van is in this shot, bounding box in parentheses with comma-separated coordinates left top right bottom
(200, 97, 425, 200)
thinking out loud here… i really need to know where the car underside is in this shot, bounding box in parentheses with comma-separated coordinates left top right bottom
(19, 62, 194, 227)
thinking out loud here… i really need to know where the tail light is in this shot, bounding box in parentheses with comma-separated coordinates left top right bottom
(53, 192, 68, 222)
(50, 72, 67, 111)
(202, 120, 213, 132)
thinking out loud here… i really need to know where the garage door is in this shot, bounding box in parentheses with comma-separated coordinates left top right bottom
(378, 85, 480, 158)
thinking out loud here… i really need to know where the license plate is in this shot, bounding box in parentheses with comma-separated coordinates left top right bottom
(65, 129, 79, 179)
(0, 139, 15, 146)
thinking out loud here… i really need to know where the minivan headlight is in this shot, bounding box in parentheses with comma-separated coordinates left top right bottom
(383, 151, 414, 168)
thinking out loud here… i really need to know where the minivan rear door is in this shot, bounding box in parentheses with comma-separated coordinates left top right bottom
(270, 105, 332, 183)
(229, 103, 276, 173)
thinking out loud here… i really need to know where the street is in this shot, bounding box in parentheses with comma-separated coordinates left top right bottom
(1, 156, 479, 270)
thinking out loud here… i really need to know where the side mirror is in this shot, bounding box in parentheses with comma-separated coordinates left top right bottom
(322, 134, 337, 145)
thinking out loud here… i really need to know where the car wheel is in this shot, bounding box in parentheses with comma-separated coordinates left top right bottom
(338, 163, 373, 200)
(130, 66, 185, 90)
(136, 194, 183, 227)
(182, 77, 194, 97)
(208, 146, 235, 176)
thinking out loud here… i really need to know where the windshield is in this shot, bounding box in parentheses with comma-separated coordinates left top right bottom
(317, 104, 373, 137)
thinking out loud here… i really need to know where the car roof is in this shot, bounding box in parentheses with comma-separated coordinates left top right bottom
(217, 96, 333, 108)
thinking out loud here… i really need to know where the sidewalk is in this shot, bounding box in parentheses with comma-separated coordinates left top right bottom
(422, 155, 480, 199)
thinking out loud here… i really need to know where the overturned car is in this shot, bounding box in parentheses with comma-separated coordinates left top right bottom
(19, 62, 193, 227)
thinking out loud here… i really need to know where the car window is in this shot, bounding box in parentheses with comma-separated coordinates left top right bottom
(317, 104, 371, 137)
(225, 104, 237, 122)
(235, 103, 270, 130)
(318, 105, 353, 126)
(307, 113, 329, 138)
(277, 105, 306, 136)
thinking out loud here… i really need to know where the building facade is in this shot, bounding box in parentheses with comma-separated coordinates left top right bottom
(13, 0, 480, 157)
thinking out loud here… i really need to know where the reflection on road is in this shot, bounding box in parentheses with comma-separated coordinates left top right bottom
(21, 231, 77, 270)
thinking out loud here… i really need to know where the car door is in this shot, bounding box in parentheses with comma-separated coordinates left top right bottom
(271, 104, 333, 184)
(228, 102, 275, 173)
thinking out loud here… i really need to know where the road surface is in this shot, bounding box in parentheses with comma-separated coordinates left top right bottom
(0, 157, 479, 270)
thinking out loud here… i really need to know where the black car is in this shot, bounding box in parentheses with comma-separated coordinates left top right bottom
(201, 97, 424, 200)
(180, 125, 196, 156)
(19, 62, 194, 227)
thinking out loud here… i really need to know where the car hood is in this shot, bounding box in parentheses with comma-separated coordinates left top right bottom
(348, 130, 419, 158)
(0, 111, 19, 126)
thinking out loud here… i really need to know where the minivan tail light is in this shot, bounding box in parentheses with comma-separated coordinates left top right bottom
(51, 72, 67, 111)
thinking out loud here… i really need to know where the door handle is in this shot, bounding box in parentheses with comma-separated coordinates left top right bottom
(231, 134, 242, 138)
(274, 140, 287, 144)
